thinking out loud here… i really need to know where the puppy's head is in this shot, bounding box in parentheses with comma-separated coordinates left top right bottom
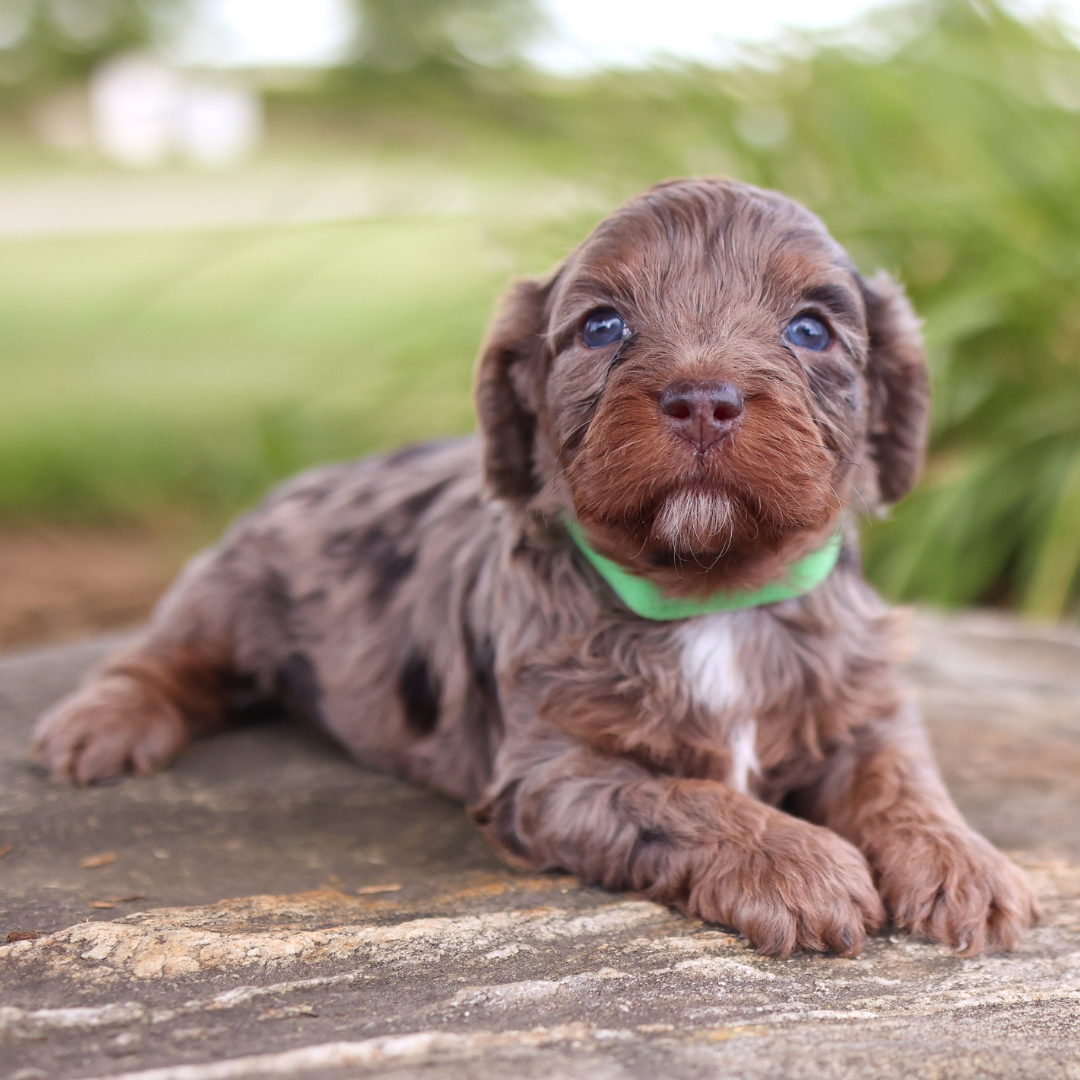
(476, 178, 927, 598)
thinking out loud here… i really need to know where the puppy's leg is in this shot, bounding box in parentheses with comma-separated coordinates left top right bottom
(802, 709, 1040, 954)
(472, 737, 885, 958)
(33, 549, 263, 785)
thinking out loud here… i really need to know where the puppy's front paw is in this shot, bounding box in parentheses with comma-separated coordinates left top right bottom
(32, 674, 188, 785)
(690, 816, 885, 958)
(874, 827, 1040, 955)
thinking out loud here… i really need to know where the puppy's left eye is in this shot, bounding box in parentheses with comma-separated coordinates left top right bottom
(783, 315, 832, 352)
(581, 308, 628, 348)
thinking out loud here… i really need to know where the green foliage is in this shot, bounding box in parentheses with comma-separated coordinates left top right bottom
(5, 0, 1080, 617)
(0, 0, 545, 96)
(346, 0, 545, 70)
(0, 0, 189, 95)
(0, 218, 509, 522)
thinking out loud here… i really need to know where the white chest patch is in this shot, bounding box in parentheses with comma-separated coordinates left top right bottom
(676, 613, 759, 794)
(677, 613, 744, 713)
(726, 718, 760, 794)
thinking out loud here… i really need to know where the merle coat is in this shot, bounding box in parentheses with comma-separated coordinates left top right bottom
(34, 178, 1038, 958)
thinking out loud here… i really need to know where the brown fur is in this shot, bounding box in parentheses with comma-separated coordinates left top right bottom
(32, 178, 1037, 958)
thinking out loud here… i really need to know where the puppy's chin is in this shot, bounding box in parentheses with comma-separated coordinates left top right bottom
(650, 490, 735, 556)
(573, 482, 839, 600)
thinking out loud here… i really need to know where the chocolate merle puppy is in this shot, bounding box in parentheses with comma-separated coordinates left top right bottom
(33, 178, 1038, 958)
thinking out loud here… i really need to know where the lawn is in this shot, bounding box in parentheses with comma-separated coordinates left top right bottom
(0, 214, 549, 522)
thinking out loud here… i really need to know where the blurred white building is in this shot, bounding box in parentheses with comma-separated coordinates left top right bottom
(89, 55, 262, 169)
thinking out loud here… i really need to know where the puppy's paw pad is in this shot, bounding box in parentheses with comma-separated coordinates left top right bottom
(32, 675, 187, 785)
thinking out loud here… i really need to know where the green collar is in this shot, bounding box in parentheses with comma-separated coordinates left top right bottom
(565, 519, 842, 621)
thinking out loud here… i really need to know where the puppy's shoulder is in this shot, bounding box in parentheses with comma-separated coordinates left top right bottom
(243, 435, 481, 530)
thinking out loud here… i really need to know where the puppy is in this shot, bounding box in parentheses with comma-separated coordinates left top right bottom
(33, 177, 1038, 958)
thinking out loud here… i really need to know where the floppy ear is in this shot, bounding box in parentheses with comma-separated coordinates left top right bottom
(858, 270, 930, 505)
(474, 275, 555, 501)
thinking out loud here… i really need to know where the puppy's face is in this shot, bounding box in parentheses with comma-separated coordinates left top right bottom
(477, 179, 928, 597)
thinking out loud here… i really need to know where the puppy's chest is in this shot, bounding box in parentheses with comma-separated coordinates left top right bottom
(669, 612, 812, 793)
(675, 613, 750, 718)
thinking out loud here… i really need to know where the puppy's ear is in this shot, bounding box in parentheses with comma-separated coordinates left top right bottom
(858, 270, 930, 505)
(474, 274, 555, 501)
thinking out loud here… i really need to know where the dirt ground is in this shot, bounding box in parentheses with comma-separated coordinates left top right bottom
(0, 524, 205, 650)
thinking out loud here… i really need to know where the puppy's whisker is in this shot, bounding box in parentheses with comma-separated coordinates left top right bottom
(813, 415, 858, 452)
(564, 400, 602, 444)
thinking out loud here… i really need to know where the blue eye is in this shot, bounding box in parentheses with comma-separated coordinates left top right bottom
(783, 315, 832, 352)
(581, 308, 628, 348)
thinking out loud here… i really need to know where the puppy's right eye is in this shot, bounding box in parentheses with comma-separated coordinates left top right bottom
(581, 308, 628, 348)
(783, 314, 832, 352)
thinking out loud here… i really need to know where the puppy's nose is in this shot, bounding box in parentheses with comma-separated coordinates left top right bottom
(658, 380, 745, 450)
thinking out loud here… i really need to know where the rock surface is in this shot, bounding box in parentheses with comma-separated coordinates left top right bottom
(1, 610, 1079, 1080)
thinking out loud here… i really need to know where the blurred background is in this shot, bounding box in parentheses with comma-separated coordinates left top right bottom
(1, 0, 1080, 646)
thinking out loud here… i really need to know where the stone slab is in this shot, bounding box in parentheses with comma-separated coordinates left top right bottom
(1, 611, 1078, 1080)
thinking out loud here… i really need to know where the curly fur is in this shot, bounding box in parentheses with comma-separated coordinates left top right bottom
(33, 178, 1037, 958)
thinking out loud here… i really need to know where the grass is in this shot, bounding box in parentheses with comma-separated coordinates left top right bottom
(0, 215, 553, 522)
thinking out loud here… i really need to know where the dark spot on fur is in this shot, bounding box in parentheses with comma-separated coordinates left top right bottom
(457, 628, 500, 790)
(628, 824, 671, 871)
(260, 568, 295, 625)
(400, 478, 452, 518)
(384, 441, 443, 467)
(284, 483, 333, 507)
(276, 651, 324, 726)
(398, 649, 441, 737)
(467, 633, 497, 699)
(322, 529, 356, 560)
(322, 482, 453, 607)
(323, 523, 417, 606)
(269, 468, 345, 510)
(366, 527, 417, 606)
